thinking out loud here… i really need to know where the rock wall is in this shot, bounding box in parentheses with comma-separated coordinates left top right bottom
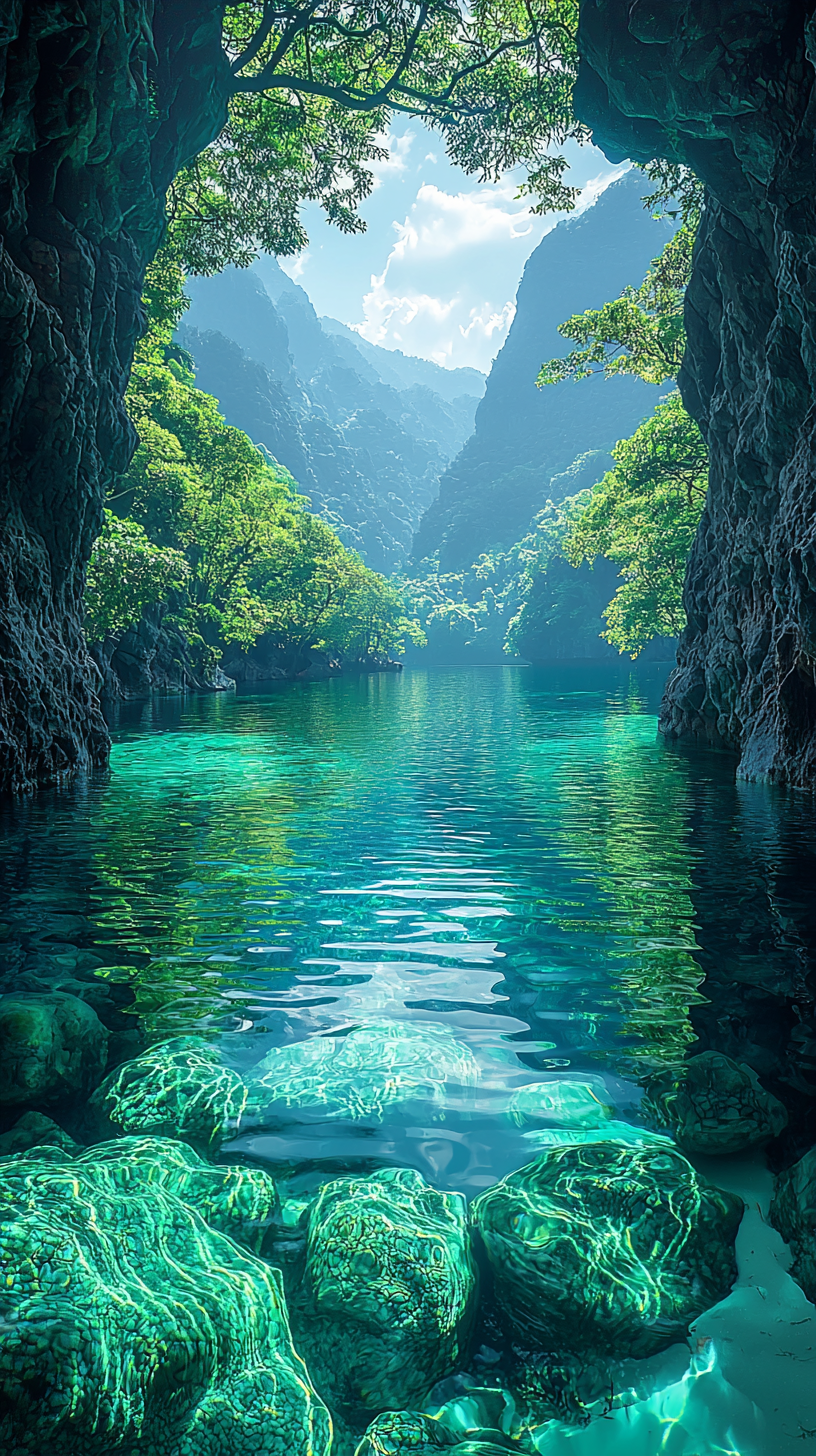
(0, 2, 230, 792)
(576, 0, 816, 786)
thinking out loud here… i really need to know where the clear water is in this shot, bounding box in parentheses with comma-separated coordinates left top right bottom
(1, 664, 814, 1452)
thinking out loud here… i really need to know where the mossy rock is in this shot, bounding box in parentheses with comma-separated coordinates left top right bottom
(642, 1051, 788, 1155)
(355, 1412, 513, 1454)
(472, 1140, 743, 1358)
(769, 1147, 816, 1303)
(90, 1034, 249, 1146)
(0, 1146, 331, 1455)
(0, 991, 108, 1109)
(295, 1167, 477, 1423)
(254, 1019, 480, 1123)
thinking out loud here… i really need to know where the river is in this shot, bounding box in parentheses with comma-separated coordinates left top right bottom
(1, 664, 813, 1453)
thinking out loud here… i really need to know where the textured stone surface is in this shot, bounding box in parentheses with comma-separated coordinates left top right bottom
(0, 990, 108, 1107)
(0, 3, 231, 792)
(642, 1051, 788, 1155)
(473, 1141, 743, 1358)
(356, 1413, 512, 1454)
(0, 1110, 80, 1156)
(90, 605, 234, 698)
(91, 1034, 250, 1147)
(576, 0, 816, 785)
(0, 1145, 331, 1455)
(294, 1168, 477, 1424)
(769, 1146, 816, 1303)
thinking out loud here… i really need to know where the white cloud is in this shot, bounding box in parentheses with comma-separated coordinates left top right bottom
(279, 251, 310, 282)
(368, 129, 415, 188)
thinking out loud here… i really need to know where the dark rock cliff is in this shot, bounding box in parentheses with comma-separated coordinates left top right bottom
(577, 0, 816, 786)
(0, 2, 230, 792)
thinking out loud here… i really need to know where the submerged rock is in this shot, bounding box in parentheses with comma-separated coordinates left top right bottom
(91, 1035, 249, 1146)
(0, 1111, 80, 1156)
(506, 1078, 614, 1129)
(642, 1051, 788, 1155)
(769, 1147, 816, 1304)
(355, 1411, 512, 1453)
(73, 1135, 280, 1253)
(0, 991, 108, 1108)
(295, 1167, 477, 1422)
(254, 1020, 480, 1123)
(0, 1146, 331, 1455)
(472, 1140, 743, 1358)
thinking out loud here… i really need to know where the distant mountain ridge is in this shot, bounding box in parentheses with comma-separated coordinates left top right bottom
(178, 262, 484, 573)
(413, 172, 677, 571)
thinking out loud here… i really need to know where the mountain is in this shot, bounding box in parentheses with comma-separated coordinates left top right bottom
(178, 262, 484, 574)
(412, 172, 676, 570)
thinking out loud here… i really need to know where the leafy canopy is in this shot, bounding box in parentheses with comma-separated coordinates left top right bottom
(168, 0, 585, 271)
(535, 200, 709, 657)
(563, 393, 707, 655)
(537, 223, 694, 387)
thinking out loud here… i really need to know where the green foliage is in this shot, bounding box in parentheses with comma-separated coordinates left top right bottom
(92, 252, 421, 665)
(536, 224, 694, 387)
(85, 513, 188, 643)
(563, 392, 707, 656)
(170, 1, 585, 271)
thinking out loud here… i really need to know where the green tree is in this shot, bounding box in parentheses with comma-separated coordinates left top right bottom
(535, 213, 709, 657)
(536, 223, 694, 387)
(168, 0, 586, 273)
(85, 514, 189, 643)
(563, 393, 707, 655)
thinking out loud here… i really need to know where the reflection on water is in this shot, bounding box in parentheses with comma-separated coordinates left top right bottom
(0, 664, 813, 1454)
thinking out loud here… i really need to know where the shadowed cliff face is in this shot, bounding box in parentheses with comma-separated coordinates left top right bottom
(576, 0, 816, 786)
(0, 2, 230, 792)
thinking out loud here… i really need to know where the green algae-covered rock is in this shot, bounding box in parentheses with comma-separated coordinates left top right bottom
(0, 1111, 81, 1156)
(642, 1051, 788, 1155)
(769, 1147, 816, 1303)
(355, 1411, 513, 1454)
(472, 1140, 743, 1358)
(73, 1135, 280, 1253)
(254, 1020, 480, 1123)
(91, 1034, 249, 1145)
(296, 1167, 477, 1422)
(0, 1147, 331, 1455)
(0, 991, 108, 1108)
(506, 1078, 614, 1129)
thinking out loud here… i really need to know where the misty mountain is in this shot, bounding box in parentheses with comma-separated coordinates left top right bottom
(178, 263, 484, 574)
(413, 172, 677, 570)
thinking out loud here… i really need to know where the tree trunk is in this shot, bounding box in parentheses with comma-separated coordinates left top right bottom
(576, 0, 816, 786)
(0, 1, 230, 791)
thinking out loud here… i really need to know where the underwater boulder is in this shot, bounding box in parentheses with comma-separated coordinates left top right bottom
(642, 1051, 788, 1155)
(0, 991, 108, 1108)
(0, 1111, 80, 1156)
(0, 1147, 331, 1455)
(90, 1035, 250, 1146)
(72, 1135, 280, 1253)
(472, 1140, 743, 1358)
(355, 1411, 513, 1453)
(769, 1146, 816, 1303)
(253, 1019, 480, 1123)
(506, 1078, 614, 1129)
(295, 1166, 477, 1421)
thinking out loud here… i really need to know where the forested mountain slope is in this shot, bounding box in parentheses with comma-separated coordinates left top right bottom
(413, 172, 675, 570)
(178, 264, 483, 574)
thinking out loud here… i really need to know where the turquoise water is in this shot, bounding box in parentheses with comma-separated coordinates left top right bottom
(1, 664, 814, 1452)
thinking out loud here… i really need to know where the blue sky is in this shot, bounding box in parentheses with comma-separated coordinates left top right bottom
(276, 122, 625, 373)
